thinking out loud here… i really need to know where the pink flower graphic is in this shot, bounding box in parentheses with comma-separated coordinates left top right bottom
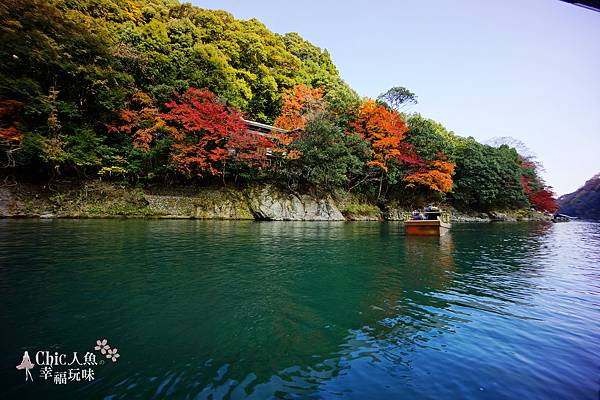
(95, 339, 110, 354)
(106, 348, 120, 362)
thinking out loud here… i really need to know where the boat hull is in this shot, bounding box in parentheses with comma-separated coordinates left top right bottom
(405, 220, 451, 236)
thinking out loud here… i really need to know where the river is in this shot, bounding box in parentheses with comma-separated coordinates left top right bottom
(0, 220, 598, 399)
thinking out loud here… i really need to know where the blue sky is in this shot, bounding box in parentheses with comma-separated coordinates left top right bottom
(194, 0, 600, 195)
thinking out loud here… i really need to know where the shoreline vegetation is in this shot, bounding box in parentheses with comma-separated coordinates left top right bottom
(0, 180, 551, 222)
(1, 0, 559, 218)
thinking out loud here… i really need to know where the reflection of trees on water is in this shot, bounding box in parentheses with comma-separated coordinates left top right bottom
(140, 222, 553, 398)
(225, 223, 556, 399)
(0, 220, 558, 398)
(187, 223, 466, 398)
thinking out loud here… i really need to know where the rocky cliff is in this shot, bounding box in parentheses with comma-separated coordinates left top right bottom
(0, 182, 362, 221)
(0, 181, 550, 222)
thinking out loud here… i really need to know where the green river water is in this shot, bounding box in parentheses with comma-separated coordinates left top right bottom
(0, 220, 598, 399)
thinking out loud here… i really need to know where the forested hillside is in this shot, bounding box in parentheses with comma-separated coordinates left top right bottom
(0, 0, 557, 212)
(558, 174, 600, 220)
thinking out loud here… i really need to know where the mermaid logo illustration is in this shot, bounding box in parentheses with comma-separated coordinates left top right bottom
(16, 351, 35, 382)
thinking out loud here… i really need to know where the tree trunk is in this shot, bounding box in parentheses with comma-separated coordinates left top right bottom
(377, 171, 384, 200)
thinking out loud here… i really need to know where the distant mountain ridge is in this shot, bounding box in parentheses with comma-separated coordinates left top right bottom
(558, 173, 600, 220)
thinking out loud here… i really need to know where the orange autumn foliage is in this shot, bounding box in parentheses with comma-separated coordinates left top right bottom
(285, 149, 302, 160)
(108, 92, 173, 152)
(0, 126, 24, 143)
(405, 158, 455, 193)
(268, 130, 302, 159)
(352, 100, 420, 172)
(272, 84, 323, 160)
(274, 84, 324, 131)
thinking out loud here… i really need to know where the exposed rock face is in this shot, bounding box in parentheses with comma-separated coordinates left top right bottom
(384, 207, 493, 222)
(382, 207, 409, 221)
(451, 209, 551, 222)
(332, 190, 382, 221)
(0, 187, 15, 216)
(147, 186, 346, 221)
(145, 190, 253, 220)
(246, 186, 344, 221)
(195, 198, 253, 220)
(0, 181, 550, 222)
(487, 211, 517, 222)
(450, 212, 490, 223)
(0, 182, 346, 220)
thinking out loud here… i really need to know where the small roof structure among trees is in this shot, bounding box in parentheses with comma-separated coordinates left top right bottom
(243, 119, 290, 138)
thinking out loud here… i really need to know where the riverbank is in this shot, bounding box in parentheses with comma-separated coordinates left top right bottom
(0, 181, 551, 222)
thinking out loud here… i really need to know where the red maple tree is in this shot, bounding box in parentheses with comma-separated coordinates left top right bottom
(163, 88, 272, 177)
(519, 158, 558, 212)
(227, 124, 274, 170)
(529, 187, 558, 212)
(0, 100, 25, 143)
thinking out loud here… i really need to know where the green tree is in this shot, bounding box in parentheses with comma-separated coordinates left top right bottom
(276, 115, 370, 192)
(378, 86, 418, 111)
(405, 113, 455, 162)
(0, 0, 130, 175)
(451, 139, 527, 210)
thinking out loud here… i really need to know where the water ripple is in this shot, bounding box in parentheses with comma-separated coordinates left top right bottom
(0, 220, 599, 399)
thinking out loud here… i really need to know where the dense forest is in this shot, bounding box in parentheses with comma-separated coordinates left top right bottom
(0, 0, 558, 212)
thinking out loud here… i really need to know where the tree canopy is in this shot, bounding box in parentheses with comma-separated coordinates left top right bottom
(0, 0, 556, 211)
